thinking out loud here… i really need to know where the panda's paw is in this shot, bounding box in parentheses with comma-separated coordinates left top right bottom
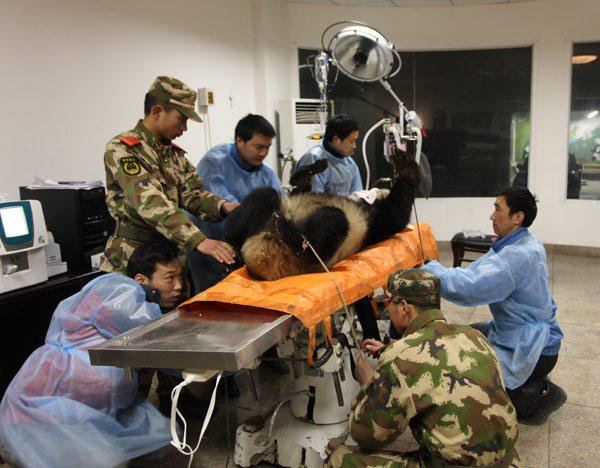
(289, 160, 329, 194)
(216, 254, 245, 276)
(308, 159, 329, 174)
(390, 150, 420, 185)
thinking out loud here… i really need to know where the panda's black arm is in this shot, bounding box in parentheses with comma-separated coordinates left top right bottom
(276, 206, 350, 266)
(223, 187, 282, 251)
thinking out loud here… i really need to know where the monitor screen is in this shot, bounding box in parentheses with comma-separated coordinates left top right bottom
(0, 206, 29, 238)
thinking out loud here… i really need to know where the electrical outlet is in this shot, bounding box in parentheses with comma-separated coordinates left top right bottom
(197, 87, 215, 107)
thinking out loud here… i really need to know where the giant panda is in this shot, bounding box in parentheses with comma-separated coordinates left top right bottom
(223, 151, 419, 281)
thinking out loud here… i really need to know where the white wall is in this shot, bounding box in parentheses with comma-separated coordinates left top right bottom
(0, 0, 268, 200)
(286, 0, 600, 247)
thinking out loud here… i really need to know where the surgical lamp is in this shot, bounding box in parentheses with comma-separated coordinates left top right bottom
(320, 21, 424, 189)
(324, 23, 400, 83)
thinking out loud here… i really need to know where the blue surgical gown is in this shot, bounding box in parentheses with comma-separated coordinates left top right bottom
(422, 232, 563, 389)
(293, 143, 363, 196)
(0, 274, 171, 468)
(187, 142, 283, 292)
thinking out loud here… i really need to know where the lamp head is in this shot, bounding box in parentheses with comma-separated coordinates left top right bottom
(327, 25, 400, 82)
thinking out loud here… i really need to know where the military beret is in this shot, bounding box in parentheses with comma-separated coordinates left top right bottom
(147, 76, 203, 123)
(387, 268, 440, 306)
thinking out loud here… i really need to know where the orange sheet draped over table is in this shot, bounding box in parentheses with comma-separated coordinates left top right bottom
(179, 223, 439, 365)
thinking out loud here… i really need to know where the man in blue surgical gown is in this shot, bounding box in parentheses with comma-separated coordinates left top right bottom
(187, 113, 283, 294)
(293, 114, 362, 196)
(0, 241, 184, 468)
(422, 186, 566, 425)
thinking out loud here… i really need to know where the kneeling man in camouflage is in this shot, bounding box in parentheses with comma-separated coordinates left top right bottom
(328, 269, 522, 468)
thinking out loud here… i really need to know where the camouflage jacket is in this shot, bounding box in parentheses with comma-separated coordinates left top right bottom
(350, 309, 518, 466)
(100, 120, 227, 273)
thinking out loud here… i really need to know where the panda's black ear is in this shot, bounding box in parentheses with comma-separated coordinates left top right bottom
(289, 160, 329, 194)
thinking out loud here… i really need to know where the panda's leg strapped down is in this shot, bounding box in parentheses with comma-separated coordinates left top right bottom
(363, 153, 419, 247)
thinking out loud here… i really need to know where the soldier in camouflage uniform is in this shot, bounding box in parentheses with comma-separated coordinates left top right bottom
(100, 75, 238, 281)
(99, 76, 238, 416)
(328, 269, 522, 468)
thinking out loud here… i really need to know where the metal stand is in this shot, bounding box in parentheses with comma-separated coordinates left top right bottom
(234, 312, 360, 468)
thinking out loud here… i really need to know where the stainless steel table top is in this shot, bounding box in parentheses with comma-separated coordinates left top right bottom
(89, 302, 298, 371)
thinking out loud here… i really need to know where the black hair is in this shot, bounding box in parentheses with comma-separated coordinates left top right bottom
(497, 186, 538, 227)
(324, 114, 360, 142)
(126, 239, 179, 278)
(144, 94, 175, 116)
(234, 114, 276, 142)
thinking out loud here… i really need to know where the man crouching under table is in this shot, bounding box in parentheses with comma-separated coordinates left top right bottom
(327, 269, 522, 468)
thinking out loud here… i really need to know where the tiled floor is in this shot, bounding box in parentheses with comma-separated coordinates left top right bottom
(1, 244, 598, 468)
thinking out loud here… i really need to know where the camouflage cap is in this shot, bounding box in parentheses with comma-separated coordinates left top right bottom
(147, 76, 203, 122)
(387, 268, 440, 306)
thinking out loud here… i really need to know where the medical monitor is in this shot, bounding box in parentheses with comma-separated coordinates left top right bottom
(0, 201, 34, 251)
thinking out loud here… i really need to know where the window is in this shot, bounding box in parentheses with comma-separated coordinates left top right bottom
(299, 47, 532, 197)
(568, 41, 600, 200)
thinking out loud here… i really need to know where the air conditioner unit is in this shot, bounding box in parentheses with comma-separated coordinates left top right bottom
(278, 98, 334, 184)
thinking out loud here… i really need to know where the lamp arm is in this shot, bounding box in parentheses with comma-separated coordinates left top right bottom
(379, 79, 404, 110)
(379, 79, 407, 127)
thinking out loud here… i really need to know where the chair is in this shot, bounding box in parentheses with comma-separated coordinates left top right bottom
(450, 232, 497, 267)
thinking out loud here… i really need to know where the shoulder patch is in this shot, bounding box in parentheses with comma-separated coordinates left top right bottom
(120, 156, 141, 176)
(171, 143, 187, 153)
(120, 136, 141, 147)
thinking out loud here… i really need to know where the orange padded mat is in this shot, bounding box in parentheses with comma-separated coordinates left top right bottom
(180, 224, 438, 331)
